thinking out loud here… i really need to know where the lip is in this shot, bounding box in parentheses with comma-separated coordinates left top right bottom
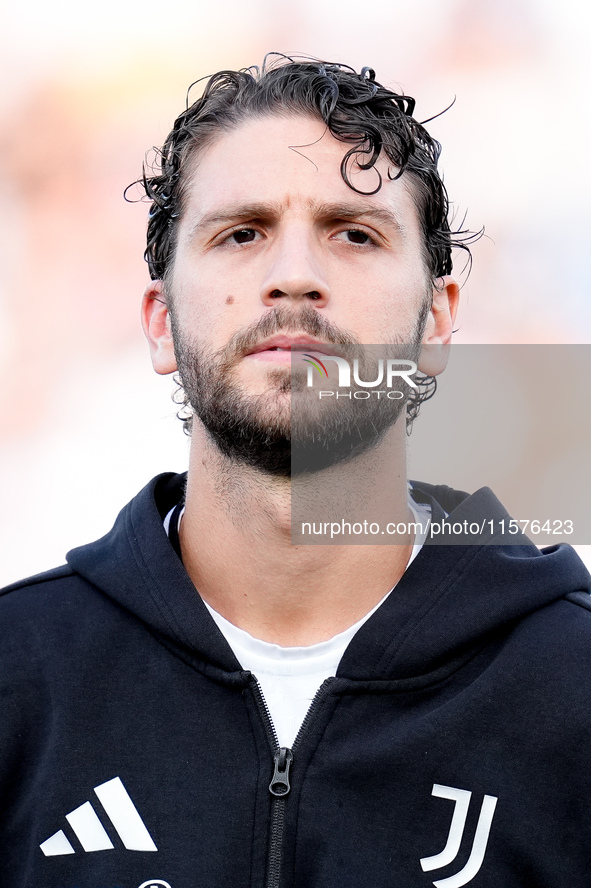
(245, 335, 339, 357)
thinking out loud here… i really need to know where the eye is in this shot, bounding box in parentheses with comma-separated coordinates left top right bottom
(228, 228, 259, 244)
(334, 229, 374, 245)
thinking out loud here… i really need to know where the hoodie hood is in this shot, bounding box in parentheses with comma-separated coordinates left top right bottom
(67, 473, 243, 674)
(67, 473, 591, 683)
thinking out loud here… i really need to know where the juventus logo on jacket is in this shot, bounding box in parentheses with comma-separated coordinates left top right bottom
(420, 784, 498, 888)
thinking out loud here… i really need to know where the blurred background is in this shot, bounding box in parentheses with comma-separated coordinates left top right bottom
(1, 0, 590, 583)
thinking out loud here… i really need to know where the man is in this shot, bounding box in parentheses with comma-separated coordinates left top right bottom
(2, 58, 591, 888)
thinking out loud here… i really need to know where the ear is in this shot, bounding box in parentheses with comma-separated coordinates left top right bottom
(141, 280, 178, 375)
(417, 277, 459, 376)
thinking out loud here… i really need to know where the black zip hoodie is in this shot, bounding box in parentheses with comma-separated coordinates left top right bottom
(2, 472, 591, 888)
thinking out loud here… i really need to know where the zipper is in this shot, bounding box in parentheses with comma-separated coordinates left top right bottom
(266, 747, 293, 888)
(250, 679, 285, 888)
(269, 747, 293, 796)
(251, 677, 334, 888)
(291, 678, 334, 752)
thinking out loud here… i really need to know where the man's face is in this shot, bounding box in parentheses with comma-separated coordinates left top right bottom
(143, 113, 457, 474)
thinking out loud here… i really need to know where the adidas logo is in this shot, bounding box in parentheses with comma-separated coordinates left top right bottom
(40, 776, 157, 856)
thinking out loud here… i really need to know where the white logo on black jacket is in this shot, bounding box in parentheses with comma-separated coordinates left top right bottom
(420, 784, 498, 888)
(40, 776, 157, 856)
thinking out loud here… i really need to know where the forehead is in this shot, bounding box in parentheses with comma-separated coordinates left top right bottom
(180, 113, 422, 233)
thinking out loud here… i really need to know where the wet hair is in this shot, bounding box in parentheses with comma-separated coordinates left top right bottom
(134, 54, 473, 283)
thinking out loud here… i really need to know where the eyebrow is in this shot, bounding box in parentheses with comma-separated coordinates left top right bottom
(185, 199, 407, 241)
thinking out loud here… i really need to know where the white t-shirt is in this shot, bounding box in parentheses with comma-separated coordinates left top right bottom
(166, 499, 431, 748)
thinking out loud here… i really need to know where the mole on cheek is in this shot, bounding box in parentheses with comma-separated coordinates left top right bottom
(225, 295, 235, 305)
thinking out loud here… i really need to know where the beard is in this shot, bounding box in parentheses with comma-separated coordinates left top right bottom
(170, 302, 429, 477)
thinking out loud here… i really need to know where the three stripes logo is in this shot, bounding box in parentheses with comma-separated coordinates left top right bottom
(420, 784, 498, 888)
(40, 776, 157, 856)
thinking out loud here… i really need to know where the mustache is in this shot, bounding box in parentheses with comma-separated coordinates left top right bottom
(214, 306, 361, 367)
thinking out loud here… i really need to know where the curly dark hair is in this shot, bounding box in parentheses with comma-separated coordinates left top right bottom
(132, 55, 476, 430)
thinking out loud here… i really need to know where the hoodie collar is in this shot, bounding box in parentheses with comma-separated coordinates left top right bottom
(67, 473, 591, 683)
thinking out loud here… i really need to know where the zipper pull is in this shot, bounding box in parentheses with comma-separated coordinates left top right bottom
(269, 747, 293, 797)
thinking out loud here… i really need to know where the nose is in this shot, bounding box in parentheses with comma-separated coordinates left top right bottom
(259, 229, 330, 308)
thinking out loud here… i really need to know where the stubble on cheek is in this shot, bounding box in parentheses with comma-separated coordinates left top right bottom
(165, 288, 432, 476)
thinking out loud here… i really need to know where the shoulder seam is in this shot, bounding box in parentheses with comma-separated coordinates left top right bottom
(0, 564, 75, 596)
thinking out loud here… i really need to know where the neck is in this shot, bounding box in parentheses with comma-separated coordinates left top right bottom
(179, 421, 414, 646)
